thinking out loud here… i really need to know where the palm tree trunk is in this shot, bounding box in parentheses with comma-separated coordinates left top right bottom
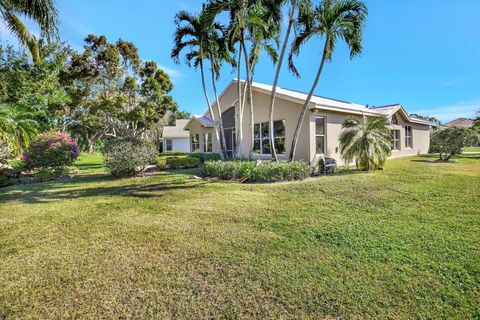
(241, 38, 254, 159)
(288, 36, 330, 161)
(235, 41, 244, 159)
(210, 59, 227, 160)
(269, 1, 296, 162)
(199, 60, 220, 155)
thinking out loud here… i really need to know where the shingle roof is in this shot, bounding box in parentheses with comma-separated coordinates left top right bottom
(162, 119, 190, 138)
(443, 118, 474, 128)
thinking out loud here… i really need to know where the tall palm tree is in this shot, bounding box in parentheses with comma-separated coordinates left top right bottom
(244, 0, 280, 158)
(287, 0, 367, 161)
(0, 0, 58, 63)
(267, 0, 310, 161)
(0, 104, 38, 154)
(171, 9, 225, 159)
(339, 116, 392, 171)
(204, 0, 258, 158)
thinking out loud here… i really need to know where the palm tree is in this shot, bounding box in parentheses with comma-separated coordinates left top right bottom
(287, 0, 367, 161)
(205, 0, 280, 158)
(267, 0, 309, 161)
(0, 0, 58, 63)
(245, 0, 280, 158)
(339, 116, 392, 171)
(171, 9, 225, 159)
(0, 104, 38, 154)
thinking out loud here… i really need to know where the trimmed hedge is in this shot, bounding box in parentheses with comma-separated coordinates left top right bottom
(190, 152, 222, 163)
(157, 156, 200, 170)
(158, 151, 190, 157)
(204, 160, 311, 183)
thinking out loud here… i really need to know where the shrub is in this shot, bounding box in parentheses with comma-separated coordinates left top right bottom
(204, 160, 310, 183)
(33, 167, 70, 182)
(0, 173, 12, 187)
(0, 138, 13, 166)
(23, 131, 79, 169)
(190, 152, 222, 163)
(157, 158, 167, 171)
(430, 127, 479, 160)
(158, 151, 190, 157)
(166, 156, 200, 169)
(103, 138, 158, 178)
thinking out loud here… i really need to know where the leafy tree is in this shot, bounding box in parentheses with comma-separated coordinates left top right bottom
(288, 0, 367, 161)
(61, 35, 178, 153)
(430, 127, 479, 161)
(0, 0, 58, 63)
(0, 42, 71, 132)
(168, 110, 192, 126)
(339, 116, 392, 171)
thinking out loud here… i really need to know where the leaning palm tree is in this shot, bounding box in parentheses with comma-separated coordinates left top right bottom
(171, 8, 225, 159)
(339, 116, 392, 171)
(287, 0, 367, 161)
(0, 0, 58, 63)
(0, 104, 38, 154)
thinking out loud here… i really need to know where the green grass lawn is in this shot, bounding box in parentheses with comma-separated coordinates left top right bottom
(0, 154, 479, 319)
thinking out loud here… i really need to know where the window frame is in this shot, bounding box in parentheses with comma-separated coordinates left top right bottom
(204, 133, 212, 152)
(165, 139, 173, 151)
(391, 129, 400, 151)
(405, 125, 413, 149)
(190, 134, 200, 152)
(315, 116, 327, 155)
(253, 120, 286, 155)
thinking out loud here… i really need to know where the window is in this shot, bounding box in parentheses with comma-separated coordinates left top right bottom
(253, 120, 286, 154)
(165, 139, 173, 151)
(391, 114, 399, 125)
(191, 134, 200, 152)
(315, 117, 326, 154)
(204, 133, 212, 152)
(405, 126, 413, 148)
(391, 130, 400, 151)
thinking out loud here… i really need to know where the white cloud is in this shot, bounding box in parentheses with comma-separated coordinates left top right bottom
(158, 64, 184, 79)
(414, 100, 479, 122)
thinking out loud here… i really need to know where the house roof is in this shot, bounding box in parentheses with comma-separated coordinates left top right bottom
(183, 115, 213, 131)
(443, 118, 474, 128)
(201, 79, 434, 126)
(162, 119, 190, 139)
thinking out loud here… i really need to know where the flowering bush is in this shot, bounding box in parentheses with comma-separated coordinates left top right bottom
(23, 131, 79, 169)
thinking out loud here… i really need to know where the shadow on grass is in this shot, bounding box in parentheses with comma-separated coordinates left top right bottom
(0, 172, 204, 205)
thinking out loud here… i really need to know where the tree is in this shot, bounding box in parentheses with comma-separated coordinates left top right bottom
(0, 104, 38, 154)
(0, 0, 58, 63)
(339, 116, 392, 171)
(287, 0, 367, 161)
(0, 42, 71, 132)
(171, 9, 225, 158)
(62, 35, 177, 153)
(168, 110, 192, 126)
(430, 127, 479, 161)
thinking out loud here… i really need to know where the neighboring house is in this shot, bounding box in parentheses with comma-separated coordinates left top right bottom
(443, 118, 474, 128)
(162, 119, 191, 152)
(185, 80, 433, 165)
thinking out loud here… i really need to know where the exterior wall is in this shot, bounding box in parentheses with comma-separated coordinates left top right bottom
(203, 81, 431, 165)
(185, 120, 215, 152)
(389, 111, 431, 158)
(309, 110, 362, 166)
(163, 138, 190, 152)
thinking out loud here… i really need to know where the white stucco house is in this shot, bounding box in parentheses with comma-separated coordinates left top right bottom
(185, 80, 434, 165)
(162, 119, 191, 152)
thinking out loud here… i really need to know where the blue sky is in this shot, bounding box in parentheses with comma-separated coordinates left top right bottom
(2, 0, 480, 122)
